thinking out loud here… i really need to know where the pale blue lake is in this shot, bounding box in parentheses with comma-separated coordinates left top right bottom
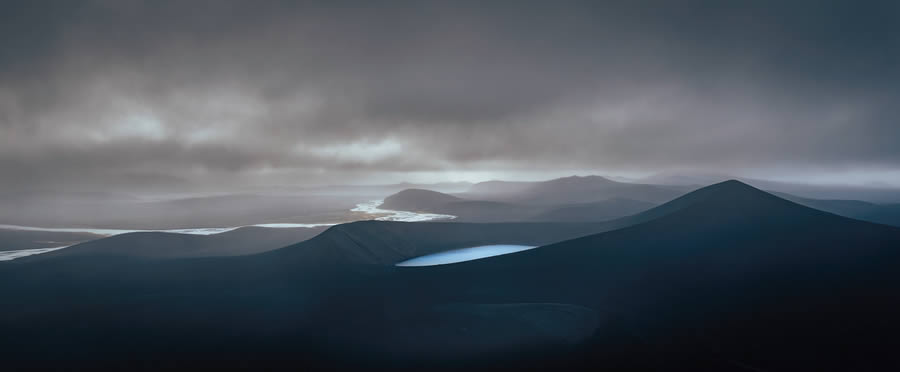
(396, 244, 538, 267)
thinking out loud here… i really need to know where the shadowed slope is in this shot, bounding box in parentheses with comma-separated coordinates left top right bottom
(0, 229, 101, 251)
(5, 181, 900, 370)
(256, 220, 622, 267)
(393, 180, 900, 369)
(17, 226, 329, 261)
(0, 219, 630, 369)
(528, 198, 656, 222)
(775, 191, 900, 227)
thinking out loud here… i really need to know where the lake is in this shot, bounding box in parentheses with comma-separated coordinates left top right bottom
(396, 245, 538, 266)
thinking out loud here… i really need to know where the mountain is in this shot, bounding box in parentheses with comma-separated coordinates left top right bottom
(527, 198, 656, 222)
(259, 219, 628, 266)
(6, 181, 900, 369)
(388, 180, 900, 369)
(774, 192, 900, 227)
(380, 188, 463, 211)
(643, 171, 900, 203)
(382, 189, 533, 222)
(466, 180, 536, 196)
(520, 175, 683, 204)
(858, 203, 900, 227)
(0, 229, 101, 251)
(463, 175, 684, 205)
(0, 218, 634, 369)
(641, 173, 900, 227)
(297, 181, 473, 196)
(18, 226, 329, 261)
(0, 192, 362, 230)
(382, 186, 661, 223)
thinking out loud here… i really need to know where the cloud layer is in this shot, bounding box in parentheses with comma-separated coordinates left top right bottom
(2, 0, 899, 191)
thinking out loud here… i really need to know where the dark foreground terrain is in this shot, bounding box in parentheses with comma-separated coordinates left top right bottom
(3, 181, 900, 370)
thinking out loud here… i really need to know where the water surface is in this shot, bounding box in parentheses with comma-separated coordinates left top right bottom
(396, 245, 537, 267)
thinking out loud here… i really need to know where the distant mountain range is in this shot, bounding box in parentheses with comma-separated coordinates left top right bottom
(527, 198, 657, 222)
(381, 176, 684, 223)
(0, 229, 101, 251)
(774, 192, 900, 227)
(4, 174, 898, 230)
(295, 181, 474, 196)
(382, 187, 658, 223)
(463, 175, 685, 204)
(435, 174, 900, 227)
(642, 171, 900, 203)
(16, 226, 329, 261)
(4, 180, 900, 369)
(382, 175, 900, 227)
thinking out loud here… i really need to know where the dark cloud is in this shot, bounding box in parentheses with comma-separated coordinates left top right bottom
(1, 0, 899, 191)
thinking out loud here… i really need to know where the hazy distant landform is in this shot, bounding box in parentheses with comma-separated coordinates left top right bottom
(0, 199, 457, 260)
(3, 175, 900, 263)
(351, 199, 457, 222)
(5, 178, 900, 370)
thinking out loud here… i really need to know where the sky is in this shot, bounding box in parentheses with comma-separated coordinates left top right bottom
(2, 0, 899, 193)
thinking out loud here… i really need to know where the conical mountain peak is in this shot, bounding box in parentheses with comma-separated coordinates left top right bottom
(623, 179, 820, 225)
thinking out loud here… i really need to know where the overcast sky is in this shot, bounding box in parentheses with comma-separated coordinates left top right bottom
(2, 0, 899, 193)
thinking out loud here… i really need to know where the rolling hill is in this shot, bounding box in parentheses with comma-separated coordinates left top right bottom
(0, 229, 102, 251)
(385, 180, 900, 369)
(16, 225, 330, 261)
(4, 180, 900, 370)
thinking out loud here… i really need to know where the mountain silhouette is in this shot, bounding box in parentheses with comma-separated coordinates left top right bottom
(383, 185, 660, 223)
(382, 188, 533, 222)
(380, 188, 463, 211)
(4, 180, 900, 370)
(0, 228, 101, 251)
(465, 180, 535, 196)
(528, 198, 656, 222)
(387, 180, 900, 369)
(17, 226, 329, 261)
(255, 220, 625, 267)
(774, 192, 900, 227)
(464, 175, 683, 205)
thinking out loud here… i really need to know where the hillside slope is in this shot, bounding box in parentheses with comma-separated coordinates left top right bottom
(391, 180, 900, 369)
(5, 181, 900, 369)
(18, 226, 329, 261)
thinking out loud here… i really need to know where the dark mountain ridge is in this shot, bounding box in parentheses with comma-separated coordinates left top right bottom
(388, 180, 900, 369)
(0, 229, 101, 252)
(4, 180, 900, 370)
(382, 184, 662, 223)
(380, 188, 463, 211)
(774, 191, 900, 227)
(17, 225, 330, 261)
